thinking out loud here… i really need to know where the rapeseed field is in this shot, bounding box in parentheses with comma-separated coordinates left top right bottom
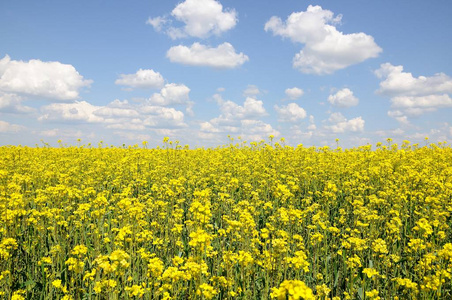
(1, 138, 451, 299)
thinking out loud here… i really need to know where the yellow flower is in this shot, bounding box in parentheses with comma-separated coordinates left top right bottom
(52, 279, 63, 289)
(316, 284, 331, 297)
(125, 284, 146, 298)
(393, 277, 418, 290)
(362, 268, 379, 278)
(188, 229, 212, 251)
(285, 250, 309, 272)
(65, 257, 85, 273)
(147, 257, 164, 278)
(270, 280, 315, 300)
(365, 289, 380, 300)
(11, 290, 26, 300)
(71, 244, 88, 257)
(347, 254, 362, 269)
(196, 283, 217, 300)
(371, 238, 388, 254)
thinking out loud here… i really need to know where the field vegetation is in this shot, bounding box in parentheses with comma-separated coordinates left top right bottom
(1, 137, 452, 299)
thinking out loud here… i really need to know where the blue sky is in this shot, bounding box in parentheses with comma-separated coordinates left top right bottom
(1, 0, 452, 147)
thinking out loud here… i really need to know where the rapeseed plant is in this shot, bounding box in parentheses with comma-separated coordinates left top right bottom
(0, 138, 451, 298)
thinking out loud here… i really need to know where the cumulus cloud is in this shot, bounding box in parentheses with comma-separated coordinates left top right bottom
(375, 128, 405, 138)
(212, 96, 267, 125)
(326, 112, 364, 133)
(274, 103, 307, 122)
(140, 105, 187, 128)
(375, 63, 452, 96)
(243, 85, 260, 97)
(391, 95, 452, 110)
(201, 119, 279, 142)
(148, 83, 191, 106)
(147, 0, 237, 39)
(0, 120, 24, 133)
(38, 96, 188, 131)
(328, 88, 359, 107)
(375, 63, 452, 119)
(38, 101, 104, 123)
(106, 120, 146, 131)
(146, 16, 168, 32)
(114, 131, 152, 141)
(239, 120, 280, 140)
(0, 93, 34, 114)
(37, 71, 192, 133)
(200, 94, 277, 141)
(288, 125, 316, 141)
(265, 5, 382, 75)
(200, 121, 220, 133)
(285, 87, 304, 100)
(115, 69, 164, 89)
(166, 42, 248, 68)
(94, 106, 140, 118)
(0, 54, 92, 101)
(307, 115, 317, 130)
(40, 128, 87, 139)
(387, 110, 410, 125)
(98, 99, 187, 129)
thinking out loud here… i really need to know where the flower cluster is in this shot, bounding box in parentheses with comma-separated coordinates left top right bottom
(0, 138, 451, 298)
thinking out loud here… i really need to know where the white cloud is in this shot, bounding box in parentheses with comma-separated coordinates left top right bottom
(36, 74, 191, 132)
(0, 120, 24, 133)
(100, 98, 188, 128)
(328, 88, 359, 107)
(40, 128, 87, 139)
(289, 125, 316, 141)
(40, 129, 60, 137)
(106, 119, 146, 131)
(0, 93, 34, 114)
(265, 5, 382, 75)
(212, 96, 267, 125)
(240, 120, 280, 141)
(243, 85, 260, 97)
(115, 69, 164, 89)
(94, 106, 140, 118)
(328, 112, 346, 123)
(387, 110, 410, 125)
(105, 99, 131, 109)
(274, 103, 307, 122)
(200, 94, 276, 141)
(148, 0, 237, 39)
(166, 42, 248, 68)
(148, 83, 190, 106)
(38, 101, 104, 123)
(0, 54, 92, 101)
(285, 87, 304, 100)
(146, 16, 168, 32)
(114, 131, 151, 141)
(200, 121, 220, 133)
(308, 115, 316, 130)
(391, 94, 452, 109)
(326, 112, 364, 133)
(141, 106, 187, 128)
(375, 63, 452, 118)
(375, 128, 405, 138)
(375, 63, 452, 96)
(201, 119, 279, 142)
